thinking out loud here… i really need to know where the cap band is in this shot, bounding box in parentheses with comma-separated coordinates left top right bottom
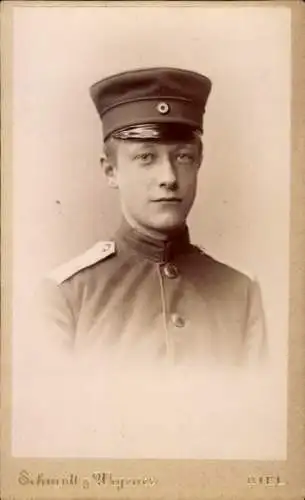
(102, 97, 204, 141)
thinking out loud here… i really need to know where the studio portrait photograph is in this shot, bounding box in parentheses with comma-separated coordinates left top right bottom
(4, 1, 293, 468)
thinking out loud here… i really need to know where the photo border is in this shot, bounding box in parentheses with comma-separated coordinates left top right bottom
(1, 1, 305, 499)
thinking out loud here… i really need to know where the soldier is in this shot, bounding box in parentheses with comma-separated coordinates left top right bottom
(40, 67, 267, 369)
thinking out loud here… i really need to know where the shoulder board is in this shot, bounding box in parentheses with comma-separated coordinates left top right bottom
(49, 241, 115, 284)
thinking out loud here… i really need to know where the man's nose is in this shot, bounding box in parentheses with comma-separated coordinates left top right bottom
(157, 156, 178, 189)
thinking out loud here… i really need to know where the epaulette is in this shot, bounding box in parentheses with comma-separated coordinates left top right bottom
(49, 241, 116, 284)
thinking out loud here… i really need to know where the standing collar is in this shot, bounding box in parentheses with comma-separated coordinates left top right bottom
(115, 219, 192, 263)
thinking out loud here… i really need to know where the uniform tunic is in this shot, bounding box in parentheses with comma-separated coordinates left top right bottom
(40, 221, 267, 368)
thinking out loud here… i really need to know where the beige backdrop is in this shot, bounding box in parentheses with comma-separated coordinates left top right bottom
(11, 4, 290, 459)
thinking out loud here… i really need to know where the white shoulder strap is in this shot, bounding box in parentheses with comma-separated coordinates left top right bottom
(49, 241, 115, 284)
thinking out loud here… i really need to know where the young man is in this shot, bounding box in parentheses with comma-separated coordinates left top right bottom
(41, 67, 267, 368)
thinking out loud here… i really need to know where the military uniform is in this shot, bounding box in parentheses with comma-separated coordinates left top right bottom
(39, 68, 267, 368)
(41, 220, 266, 368)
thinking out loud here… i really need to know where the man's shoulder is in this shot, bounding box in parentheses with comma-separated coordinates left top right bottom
(191, 245, 254, 285)
(48, 241, 116, 285)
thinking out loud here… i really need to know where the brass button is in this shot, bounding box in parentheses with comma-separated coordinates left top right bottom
(163, 263, 179, 279)
(171, 313, 185, 328)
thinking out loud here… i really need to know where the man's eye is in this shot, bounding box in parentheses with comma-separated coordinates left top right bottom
(134, 152, 155, 164)
(175, 152, 195, 164)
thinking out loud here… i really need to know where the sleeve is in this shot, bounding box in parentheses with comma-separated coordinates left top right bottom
(243, 279, 268, 366)
(30, 278, 76, 355)
(12, 277, 78, 385)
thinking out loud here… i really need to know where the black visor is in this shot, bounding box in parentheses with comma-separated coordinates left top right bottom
(110, 123, 202, 141)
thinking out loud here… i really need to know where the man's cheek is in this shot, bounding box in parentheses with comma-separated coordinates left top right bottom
(120, 181, 137, 198)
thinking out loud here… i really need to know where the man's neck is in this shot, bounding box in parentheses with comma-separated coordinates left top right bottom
(123, 217, 187, 242)
(116, 217, 191, 263)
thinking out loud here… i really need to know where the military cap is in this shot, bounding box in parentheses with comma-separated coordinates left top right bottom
(89, 67, 212, 141)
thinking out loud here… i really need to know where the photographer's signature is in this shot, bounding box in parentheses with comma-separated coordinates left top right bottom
(18, 469, 158, 490)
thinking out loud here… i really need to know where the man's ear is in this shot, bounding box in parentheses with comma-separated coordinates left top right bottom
(100, 155, 119, 189)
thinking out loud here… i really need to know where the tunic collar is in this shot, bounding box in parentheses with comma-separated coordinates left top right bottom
(115, 219, 192, 263)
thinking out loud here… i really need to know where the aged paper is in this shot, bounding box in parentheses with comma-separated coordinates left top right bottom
(1, 1, 305, 499)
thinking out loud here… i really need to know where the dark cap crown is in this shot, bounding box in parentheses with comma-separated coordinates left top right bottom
(90, 67, 212, 141)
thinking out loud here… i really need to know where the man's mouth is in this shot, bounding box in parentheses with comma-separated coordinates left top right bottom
(152, 197, 182, 203)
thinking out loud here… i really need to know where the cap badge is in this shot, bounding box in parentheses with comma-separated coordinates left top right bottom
(156, 102, 170, 115)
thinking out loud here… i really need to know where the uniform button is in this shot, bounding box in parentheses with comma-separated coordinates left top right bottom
(171, 313, 185, 328)
(163, 263, 179, 279)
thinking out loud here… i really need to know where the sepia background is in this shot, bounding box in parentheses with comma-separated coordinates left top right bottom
(11, 4, 290, 459)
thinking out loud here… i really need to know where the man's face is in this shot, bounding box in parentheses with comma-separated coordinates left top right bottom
(104, 138, 202, 236)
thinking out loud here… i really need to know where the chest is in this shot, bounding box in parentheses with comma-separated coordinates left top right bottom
(70, 256, 247, 364)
